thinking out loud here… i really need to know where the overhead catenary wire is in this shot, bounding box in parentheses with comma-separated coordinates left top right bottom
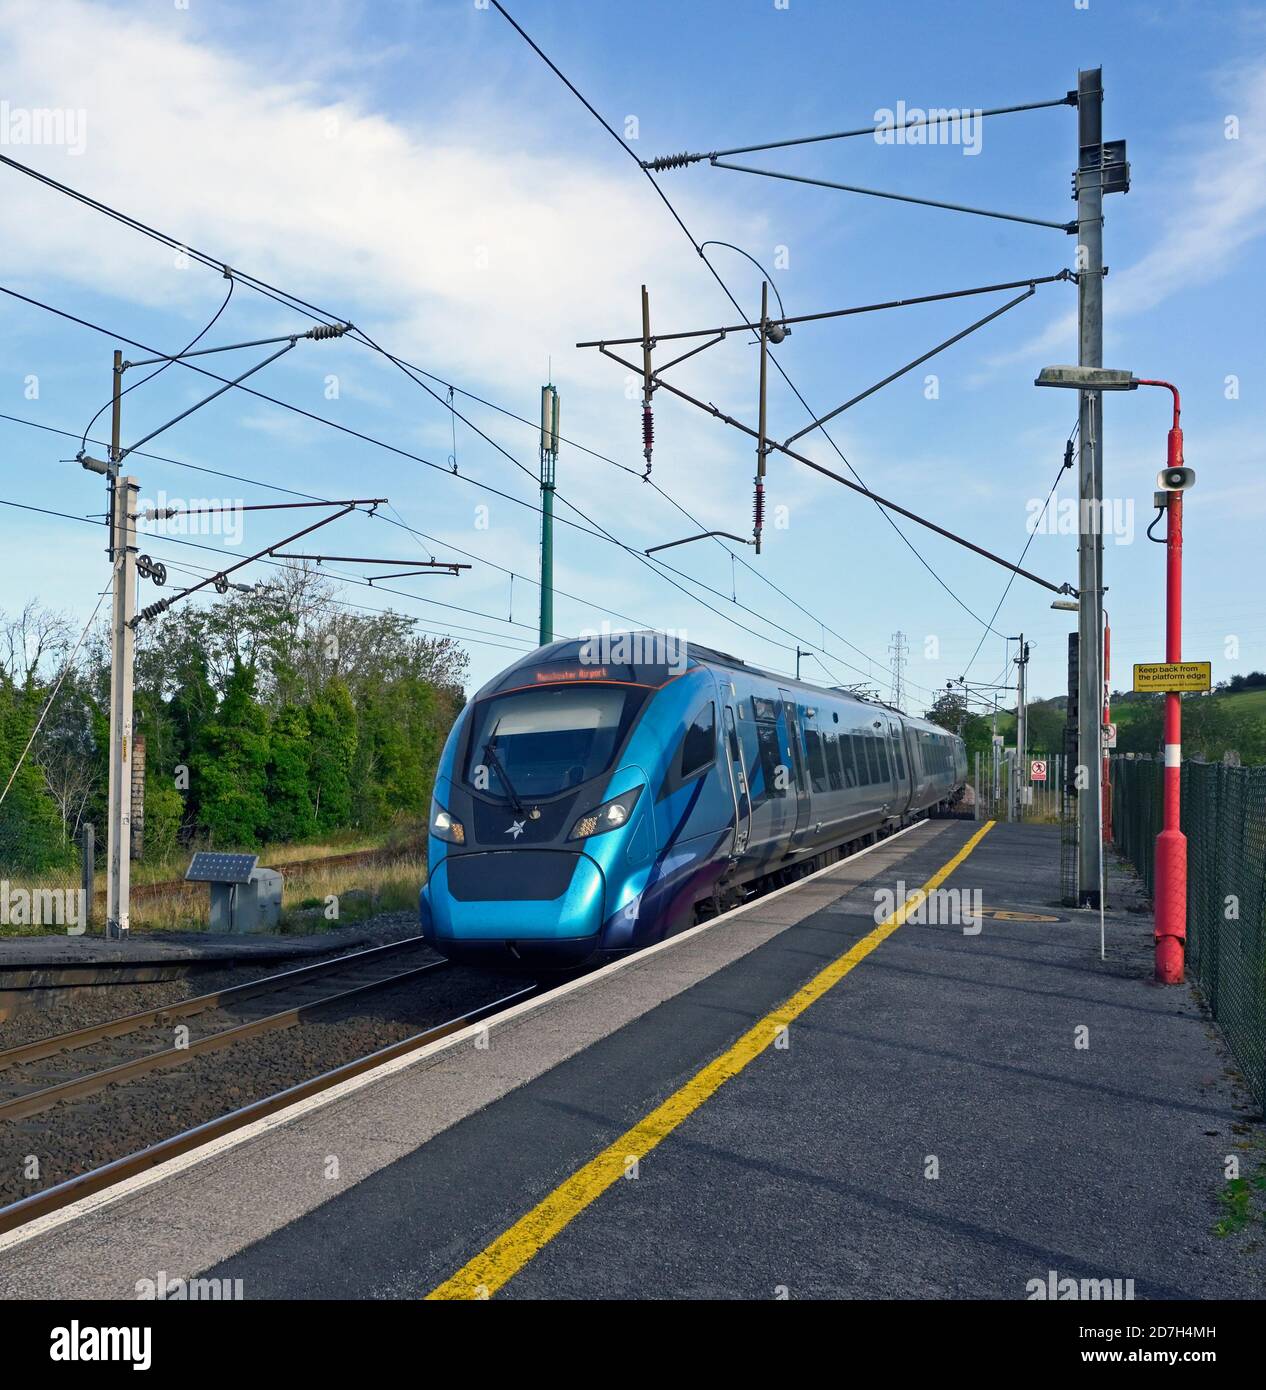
(2, 136, 1031, 649)
(488, 0, 1027, 644)
(641, 94, 1076, 167)
(0, 411, 656, 639)
(135, 554, 537, 655)
(338, 322, 903, 686)
(1, 159, 961, 704)
(0, 151, 943, 702)
(0, 286, 912, 691)
(0, 496, 537, 654)
(959, 419, 1080, 684)
(78, 273, 235, 454)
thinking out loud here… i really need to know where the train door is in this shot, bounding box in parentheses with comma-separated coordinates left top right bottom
(888, 719, 911, 817)
(722, 704, 751, 856)
(777, 689, 810, 847)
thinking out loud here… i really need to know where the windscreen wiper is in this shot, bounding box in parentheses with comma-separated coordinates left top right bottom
(482, 737, 528, 818)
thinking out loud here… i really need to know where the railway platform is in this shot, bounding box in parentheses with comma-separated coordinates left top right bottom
(1, 818, 1260, 1300)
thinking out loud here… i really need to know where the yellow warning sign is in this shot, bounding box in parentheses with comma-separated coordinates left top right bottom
(1132, 661, 1212, 692)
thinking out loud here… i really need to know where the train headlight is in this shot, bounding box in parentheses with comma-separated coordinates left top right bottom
(430, 799, 465, 845)
(568, 787, 642, 840)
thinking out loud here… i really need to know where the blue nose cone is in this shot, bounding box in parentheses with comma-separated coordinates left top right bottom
(426, 849, 606, 943)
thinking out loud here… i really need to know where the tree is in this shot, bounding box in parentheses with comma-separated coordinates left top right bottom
(924, 690, 993, 766)
(267, 705, 317, 842)
(192, 663, 271, 847)
(0, 583, 469, 864)
(306, 679, 357, 833)
(0, 677, 71, 872)
(1025, 701, 1066, 756)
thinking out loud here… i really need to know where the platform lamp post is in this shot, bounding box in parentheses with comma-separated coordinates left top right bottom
(1037, 366, 1190, 983)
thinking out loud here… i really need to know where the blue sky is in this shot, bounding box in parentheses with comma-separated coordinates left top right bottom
(1, 0, 1263, 713)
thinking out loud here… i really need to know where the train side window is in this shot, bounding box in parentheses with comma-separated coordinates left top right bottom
(825, 733, 844, 791)
(861, 735, 877, 784)
(840, 734, 858, 787)
(756, 723, 785, 798)
(680, 702, 716, 779)
(805, 727, 829, 793)
(876, 736, 890, 781)
(850, 734, 870, 786)
(892, 735, 906, 780)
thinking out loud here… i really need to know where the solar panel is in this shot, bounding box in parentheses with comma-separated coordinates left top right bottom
(185, 852, 259, 884)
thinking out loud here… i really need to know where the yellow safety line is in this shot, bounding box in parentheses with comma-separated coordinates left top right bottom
(425, 819, 996, 1300)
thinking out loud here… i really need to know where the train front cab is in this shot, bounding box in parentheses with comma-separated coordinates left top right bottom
(421, 650, 737, 970)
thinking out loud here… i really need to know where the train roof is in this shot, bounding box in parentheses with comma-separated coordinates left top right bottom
(478, 633, 961, 741)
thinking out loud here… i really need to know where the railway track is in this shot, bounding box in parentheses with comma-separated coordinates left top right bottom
(0, 938, 531, 1229)
(0, 937, 441, 1122)
(0, 981, 535, 1237)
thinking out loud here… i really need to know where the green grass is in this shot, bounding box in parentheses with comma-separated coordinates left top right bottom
(990, 687, 1266, 737)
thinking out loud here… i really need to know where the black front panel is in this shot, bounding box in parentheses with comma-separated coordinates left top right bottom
(445, 850, 581, 902)
(469, 791, 580, 845)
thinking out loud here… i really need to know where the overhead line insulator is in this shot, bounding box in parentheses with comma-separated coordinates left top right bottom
(643, 151, 701, 172)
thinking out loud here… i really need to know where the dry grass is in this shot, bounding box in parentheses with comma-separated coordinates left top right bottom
(123, 828, 393, 889)
(280, 853, 427, 933)
(115, 852, 427, 934)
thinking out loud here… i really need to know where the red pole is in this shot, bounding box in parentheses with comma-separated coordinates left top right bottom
(1141, 382, 1186, 984)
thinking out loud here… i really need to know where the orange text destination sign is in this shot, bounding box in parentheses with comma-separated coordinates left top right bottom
(533, 667, 610, 682)
(1132, 661, 1212, 693)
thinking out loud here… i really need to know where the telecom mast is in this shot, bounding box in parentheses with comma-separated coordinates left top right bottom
(888, 631, 909, 712)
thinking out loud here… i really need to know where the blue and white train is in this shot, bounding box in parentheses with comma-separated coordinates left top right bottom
(419, 634, 966, 969)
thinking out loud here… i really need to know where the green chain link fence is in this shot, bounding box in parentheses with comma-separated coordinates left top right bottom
(1112, 756, 1266, 1111)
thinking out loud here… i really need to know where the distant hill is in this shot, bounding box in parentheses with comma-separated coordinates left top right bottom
(984, 685, 1266, 764)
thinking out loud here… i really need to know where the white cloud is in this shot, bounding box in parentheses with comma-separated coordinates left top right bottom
(0, 0, 765, 406)
(978, 53, 1266, 375)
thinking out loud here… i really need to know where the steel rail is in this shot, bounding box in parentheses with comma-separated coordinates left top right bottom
(0, 936, 434, 1070)
(0, 984, 537, 1236)
(0, 956, 449, 1122)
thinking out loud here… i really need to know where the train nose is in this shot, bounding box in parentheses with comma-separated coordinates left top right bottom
(427, 849, 606, 962)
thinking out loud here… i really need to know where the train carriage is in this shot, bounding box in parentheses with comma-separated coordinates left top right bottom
(419, 634, 966, 969)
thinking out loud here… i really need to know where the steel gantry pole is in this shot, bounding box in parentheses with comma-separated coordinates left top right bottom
(105, 472, 138, 940)
(1075, 66, 1106, 906)
(103, 345, 137, 940)
(539, 383, 559, 647)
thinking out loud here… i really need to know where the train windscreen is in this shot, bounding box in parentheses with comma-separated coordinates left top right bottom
(464, 684, 649, 799)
